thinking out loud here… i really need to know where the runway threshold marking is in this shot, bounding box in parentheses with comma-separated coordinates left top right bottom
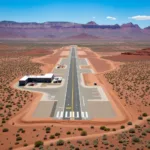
(56, 111, 59, 118)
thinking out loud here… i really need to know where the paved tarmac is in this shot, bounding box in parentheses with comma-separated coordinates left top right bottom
(15, 46, 116, 120)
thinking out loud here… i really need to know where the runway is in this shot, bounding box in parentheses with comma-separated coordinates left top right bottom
(63, 47, 81, 120)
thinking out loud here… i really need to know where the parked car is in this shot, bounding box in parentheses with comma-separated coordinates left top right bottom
(28, 83, 35, 86)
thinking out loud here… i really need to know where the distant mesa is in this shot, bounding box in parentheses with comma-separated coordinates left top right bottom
(144, 26, 150, 30)
(121, 22, 140, 29)
(67, 33, 99, 39)
(0, 20, 150, 40)
(86, 21, 98, 25)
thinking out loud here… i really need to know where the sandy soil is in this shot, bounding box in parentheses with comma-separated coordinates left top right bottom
(97, 52, 121, 57)
(60, 51, 69, 57)
(78, 51, 87, 56)
(83, 74, 102, 86)
(80, 65, 91, 69)
(31, 49, 61, 73)
(88, 58, 112, 72)
(104, 54, 150, 62)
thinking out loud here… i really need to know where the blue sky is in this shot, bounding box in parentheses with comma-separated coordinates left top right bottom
(0, 0, 150, 28)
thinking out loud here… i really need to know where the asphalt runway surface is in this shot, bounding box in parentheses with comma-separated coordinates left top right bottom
(63, 47, 81, 120)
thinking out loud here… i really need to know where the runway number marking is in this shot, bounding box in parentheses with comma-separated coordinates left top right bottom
(66, 107, 72, 110)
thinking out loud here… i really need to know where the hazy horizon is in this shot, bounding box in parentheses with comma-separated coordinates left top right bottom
(0, 0, 150, 28)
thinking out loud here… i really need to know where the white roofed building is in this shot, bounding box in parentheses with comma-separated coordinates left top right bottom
(19, 73, 54, 86)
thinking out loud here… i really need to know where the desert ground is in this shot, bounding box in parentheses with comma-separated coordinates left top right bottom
(0, 40, 150, 150)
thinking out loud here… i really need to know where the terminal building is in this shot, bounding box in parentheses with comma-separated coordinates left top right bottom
(19, 73, 54, 86)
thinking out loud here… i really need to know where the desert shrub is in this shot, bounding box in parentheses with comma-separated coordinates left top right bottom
(66, 131, 71, 135)
(112, 128, 116, 131)
(147, 118, 150, 122)
(56, 140, 64, 146)
(46, 127, 51, 131)
(120, 125, 125, 129)
(100, 126, 106, 130)
(70, 145, 74, 149)
(145, 128, 150, 133)
(85, 140, 89, 145)
(3, 128, 9, 132)
(2, 120, 6, 123)
(105, 128, 110, 131)
(80, 131, 87, 136)
(138, 116, 143, 120)
(8, 147, 13, 150)
(15, 142, 19, 145)
(78, 128, 83, 131)
(147, 143, 150, 149)
(132, 137, 140, 143)
(34, 141, 43, 147)
(93, 139, 98, 147)
(110, 144, 114, 147)
(75, 147, 80, 150)
(127, 122, 132, 125)
(102, 135, 107, 140)
(129, 128, 135, 133)
(77, 140, 82, 144)
(142, 132, 147, 136)
(46, 127, 51, 133)
(16, 137, 22, 141)
(24, 143, 28, 147)
(135, 125, 140, 128)
(102, 141, 109, 145)
(49, 135, 55, 139)
(91, 126, 94, 129)
(143, 113, 148, 117)
(119, 140, 123, 143)
(55, 132, 60, 136)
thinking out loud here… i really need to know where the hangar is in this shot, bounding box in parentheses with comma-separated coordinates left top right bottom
(19, 73, 54, 86)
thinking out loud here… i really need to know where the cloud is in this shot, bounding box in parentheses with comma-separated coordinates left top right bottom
(92, 16, 96, 19)
(129, 15, 150, 20)
(106, 16, 116, 20)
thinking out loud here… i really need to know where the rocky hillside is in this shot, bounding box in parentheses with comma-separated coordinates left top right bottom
(122, 48, 150, 56)
(0, 21, 150, 40)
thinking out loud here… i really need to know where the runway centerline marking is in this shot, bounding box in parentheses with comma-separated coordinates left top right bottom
(82, 96, 85, 106)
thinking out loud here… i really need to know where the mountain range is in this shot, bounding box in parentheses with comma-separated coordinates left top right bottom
(0, 21, 150, 40)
